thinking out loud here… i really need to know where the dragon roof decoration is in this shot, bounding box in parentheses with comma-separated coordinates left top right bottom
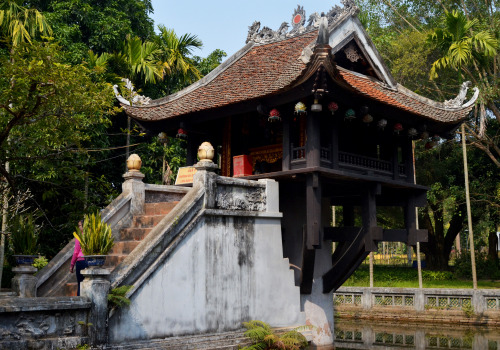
(246, 0, 359, 45)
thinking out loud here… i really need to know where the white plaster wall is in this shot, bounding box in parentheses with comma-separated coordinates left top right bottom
(109, 215, 304, 342)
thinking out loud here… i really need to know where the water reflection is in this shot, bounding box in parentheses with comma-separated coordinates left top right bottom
(334, 318, 500, 350)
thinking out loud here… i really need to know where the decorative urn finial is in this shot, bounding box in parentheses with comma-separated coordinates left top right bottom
(127, 154, 142, 171)
(197, 142, 215, 162)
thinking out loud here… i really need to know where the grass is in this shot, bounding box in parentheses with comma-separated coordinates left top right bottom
(342, 266, 500, 289)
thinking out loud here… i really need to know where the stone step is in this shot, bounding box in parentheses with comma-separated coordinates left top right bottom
(107, 330, 251, 350)
(104, 254, 127, 267)
(119, 227, 152, 241)
(64, 282, 78, 297)
(131, 214, 165, 228)
(109, 241, 141, 255)
(144, 202, 179, 216)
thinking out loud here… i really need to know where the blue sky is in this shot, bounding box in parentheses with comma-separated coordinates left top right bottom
(150, 1, 342, 58)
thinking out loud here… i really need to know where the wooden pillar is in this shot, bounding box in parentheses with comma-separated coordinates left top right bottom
(331, 120, 339, 169)
(392, 145, 399, 180)
(362, 184, 380, 252)
(306, 111, 321, 168)
(186, 134, 196, 166)
(343, 205, 355, 227)
(404, 140, 414, 182)
(282, 114, 290, 171)
(306, 172, 321, 249)
(222, 117, 231, 177)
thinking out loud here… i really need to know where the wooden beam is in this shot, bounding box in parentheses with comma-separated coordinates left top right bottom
(306, 172, 321, 249)
(300, 225, 315, 294)
(282, 114, 291, 171)
(408, 229, 428, 245)
(306, 111, 321, 168)
(324, 227, 361, 241)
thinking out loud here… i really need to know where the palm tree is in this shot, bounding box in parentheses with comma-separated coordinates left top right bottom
(428, 10, 498, 121)
(111, 34, 164, 85)
(0, 0, 52, 47)
(155, 25, 202, 95)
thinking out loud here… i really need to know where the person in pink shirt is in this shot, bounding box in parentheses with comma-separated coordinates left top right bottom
(69, 220, 88, 296)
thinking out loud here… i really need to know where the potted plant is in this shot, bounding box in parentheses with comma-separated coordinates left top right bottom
(9, 213, 39, 266)
(74, 212, 114, 267)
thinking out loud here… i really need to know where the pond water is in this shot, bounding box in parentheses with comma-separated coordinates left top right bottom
(334, 318, 500, 350)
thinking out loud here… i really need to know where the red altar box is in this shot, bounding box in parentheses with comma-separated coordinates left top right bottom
(233, 155, 252, 177)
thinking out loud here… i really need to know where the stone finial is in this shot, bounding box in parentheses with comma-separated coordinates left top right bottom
(197, 142, 215, 162)
(127, 154, 142, 172)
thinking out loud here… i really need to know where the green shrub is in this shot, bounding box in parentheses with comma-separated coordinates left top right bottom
(9, 213, 39, 255)
(33, 256, 48, 270)
(240, 320, 309, 350)
(422, 270, 454, 281)
(453, 251, 500, 280)
(108, 285, 133, 309)
(73, 212, 114, 255)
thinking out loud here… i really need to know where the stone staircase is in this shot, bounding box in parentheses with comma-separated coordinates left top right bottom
(64, 201, 179, 296)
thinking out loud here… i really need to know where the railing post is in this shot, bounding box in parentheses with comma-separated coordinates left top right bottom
(472, 290, 486, 314)
(81, 267, 110, 346)
(363, 288, 372, 310)
(11, 266, 37, 297)
(193, 142, 219, 209)
(122, 154, 145, 216)
(415, 289, 425, 312)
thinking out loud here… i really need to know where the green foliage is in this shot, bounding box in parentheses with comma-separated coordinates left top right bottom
(8, 213, 38, 255)
(240, 320, 308, 350)
(0, 1, 52, 47)
(30, 0, 154, 62)
(453, 251, 500, 280)
(32, 255, 48, 270)
(73, 212, 114, 255)
(108, 285, 133, 309)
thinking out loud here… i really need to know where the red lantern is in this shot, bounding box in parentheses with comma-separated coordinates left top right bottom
(176, 128, 188, 139)
(268, 108, 281, 122)
(328, 102, 338, 115)
(393, 123, 403, 134)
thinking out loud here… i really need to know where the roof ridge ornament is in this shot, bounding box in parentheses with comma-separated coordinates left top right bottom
(444, 81, 479, 109)
(113, 78, 151, 106)
(246, 1, 359, 45)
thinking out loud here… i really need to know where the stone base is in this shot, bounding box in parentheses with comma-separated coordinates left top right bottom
(11, 266, 37, 297)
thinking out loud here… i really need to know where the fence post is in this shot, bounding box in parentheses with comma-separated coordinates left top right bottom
(415, 289, 425, 312)
(363, 289, 372, 310)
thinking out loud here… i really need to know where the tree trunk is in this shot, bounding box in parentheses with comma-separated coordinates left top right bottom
(488, 231, 499, 265)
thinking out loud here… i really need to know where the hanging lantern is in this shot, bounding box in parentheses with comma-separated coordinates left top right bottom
(393, 123, 403, 134)
(328, 102, 338, 115)
(294, 102, 307, 115)
(311, 99, 322, 112)
(421, 131, 430, 140)
(362, 114, 373, 124)
(408, 128, 418, 138)
(377, 118, 387, 130)
(176, 128, 188, 139)
(158, 132, 168, 144)
(360, 106, 369, 116)
(268, 108, 281, 122)
(344, 108, 356, 121)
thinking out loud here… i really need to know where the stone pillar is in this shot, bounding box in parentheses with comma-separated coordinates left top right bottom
(11, 266, 37, 297)
(193, 142, 219, 209)
(414, 289, 425, 312)
(122, 154, 145, 216)
(258, 179, 279, 213)
(301, 243, 334, 349)
(81, 268, 110, 346)
(362, 289, 373, 310)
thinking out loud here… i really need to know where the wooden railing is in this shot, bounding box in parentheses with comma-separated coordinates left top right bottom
(338, 152, 393, 175)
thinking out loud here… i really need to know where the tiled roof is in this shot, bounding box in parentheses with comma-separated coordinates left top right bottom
(122, 31, 473, 125)
(337, 68, 473, 124)
(123, 32, 318, 121)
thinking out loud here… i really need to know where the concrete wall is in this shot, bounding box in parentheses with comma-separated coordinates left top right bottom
(108, 174, 304, 343)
